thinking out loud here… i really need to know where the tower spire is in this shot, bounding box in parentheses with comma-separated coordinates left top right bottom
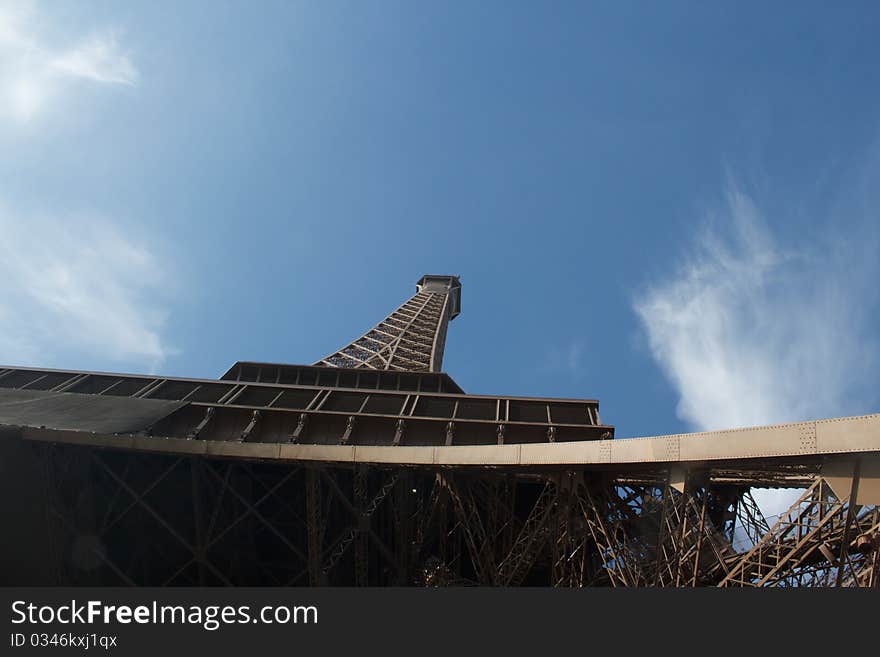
(315, 275, 461, 372)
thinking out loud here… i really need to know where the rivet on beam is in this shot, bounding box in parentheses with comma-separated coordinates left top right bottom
(187, 407, 215, 440)
(392, 419, 405, 446)
(239, 410, 262, 442)
(290, 413, 308, 443)
(341, 416, 356, 445)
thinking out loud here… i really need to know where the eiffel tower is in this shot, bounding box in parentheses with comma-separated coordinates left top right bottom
(0, 275, 878, 586)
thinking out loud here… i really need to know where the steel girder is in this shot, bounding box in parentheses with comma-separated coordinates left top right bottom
(10, 275, 880, 587)
(35, 441, 879, 587)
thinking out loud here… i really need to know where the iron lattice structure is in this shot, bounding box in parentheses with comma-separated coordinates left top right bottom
(1, 275, 879, 587)
(315, 275, 461, 372)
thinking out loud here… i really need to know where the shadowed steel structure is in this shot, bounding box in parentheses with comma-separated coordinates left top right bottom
(0, 275, 878, 587)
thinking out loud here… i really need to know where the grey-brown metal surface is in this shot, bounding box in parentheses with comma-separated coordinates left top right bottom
(1, 274, 878, 588)
(220, 362, 464, 393)
(0, 367, 610, 446)
(22, 440, 878, 587)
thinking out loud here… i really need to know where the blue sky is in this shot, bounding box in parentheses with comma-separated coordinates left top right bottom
(2, 0, 880, 448)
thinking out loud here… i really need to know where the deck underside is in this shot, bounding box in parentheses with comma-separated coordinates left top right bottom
(1, 276, 878, 587)
(2, 408, 878, 587)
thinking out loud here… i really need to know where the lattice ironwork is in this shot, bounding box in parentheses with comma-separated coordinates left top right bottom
(24, 441, 879, 587)
(2, 274, 879, 588)
(316, 275, 461, 372)
(719, 478, 878, 587)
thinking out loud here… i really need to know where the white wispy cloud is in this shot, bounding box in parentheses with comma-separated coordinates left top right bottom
(543, 338, 587, 379)
(635, 187, 878, 430)
(0, 1, 137, 122)
(0, 4, 160, 370)
(634, 182, 879, 519)
(51, 34, 138, 86)
(0, 203, 173, 372)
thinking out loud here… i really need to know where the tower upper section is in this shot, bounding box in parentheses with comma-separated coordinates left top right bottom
(315, 275, 461, 372)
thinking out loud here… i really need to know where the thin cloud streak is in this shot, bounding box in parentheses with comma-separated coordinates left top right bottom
(635, 186, 878, 431)
(634, 183, 879, 518)
(0, 204, 173, 372)
(0, 4, 160, 371)
(51, 34, 138, 86)
(0, 1, 137, 122)
(542, 338, 587, 380)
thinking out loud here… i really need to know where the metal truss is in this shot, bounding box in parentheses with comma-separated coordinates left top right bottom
(6, 274, 879, 587)
(652, 484, 738, 587)
(0, 364, 609, 446)
(316, 276, 461, 372)
(574, 482, 649, 587)
(719, 476, 879, 587)
(36, 439, 878, 588)
(734, 488, 773, 547)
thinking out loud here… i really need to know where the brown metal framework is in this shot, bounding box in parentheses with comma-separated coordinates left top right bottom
(0, 365, 609, 446)
(1, 275, 879, 587)
(26, 443, 879, 587)
(315, 275, 461, 372)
